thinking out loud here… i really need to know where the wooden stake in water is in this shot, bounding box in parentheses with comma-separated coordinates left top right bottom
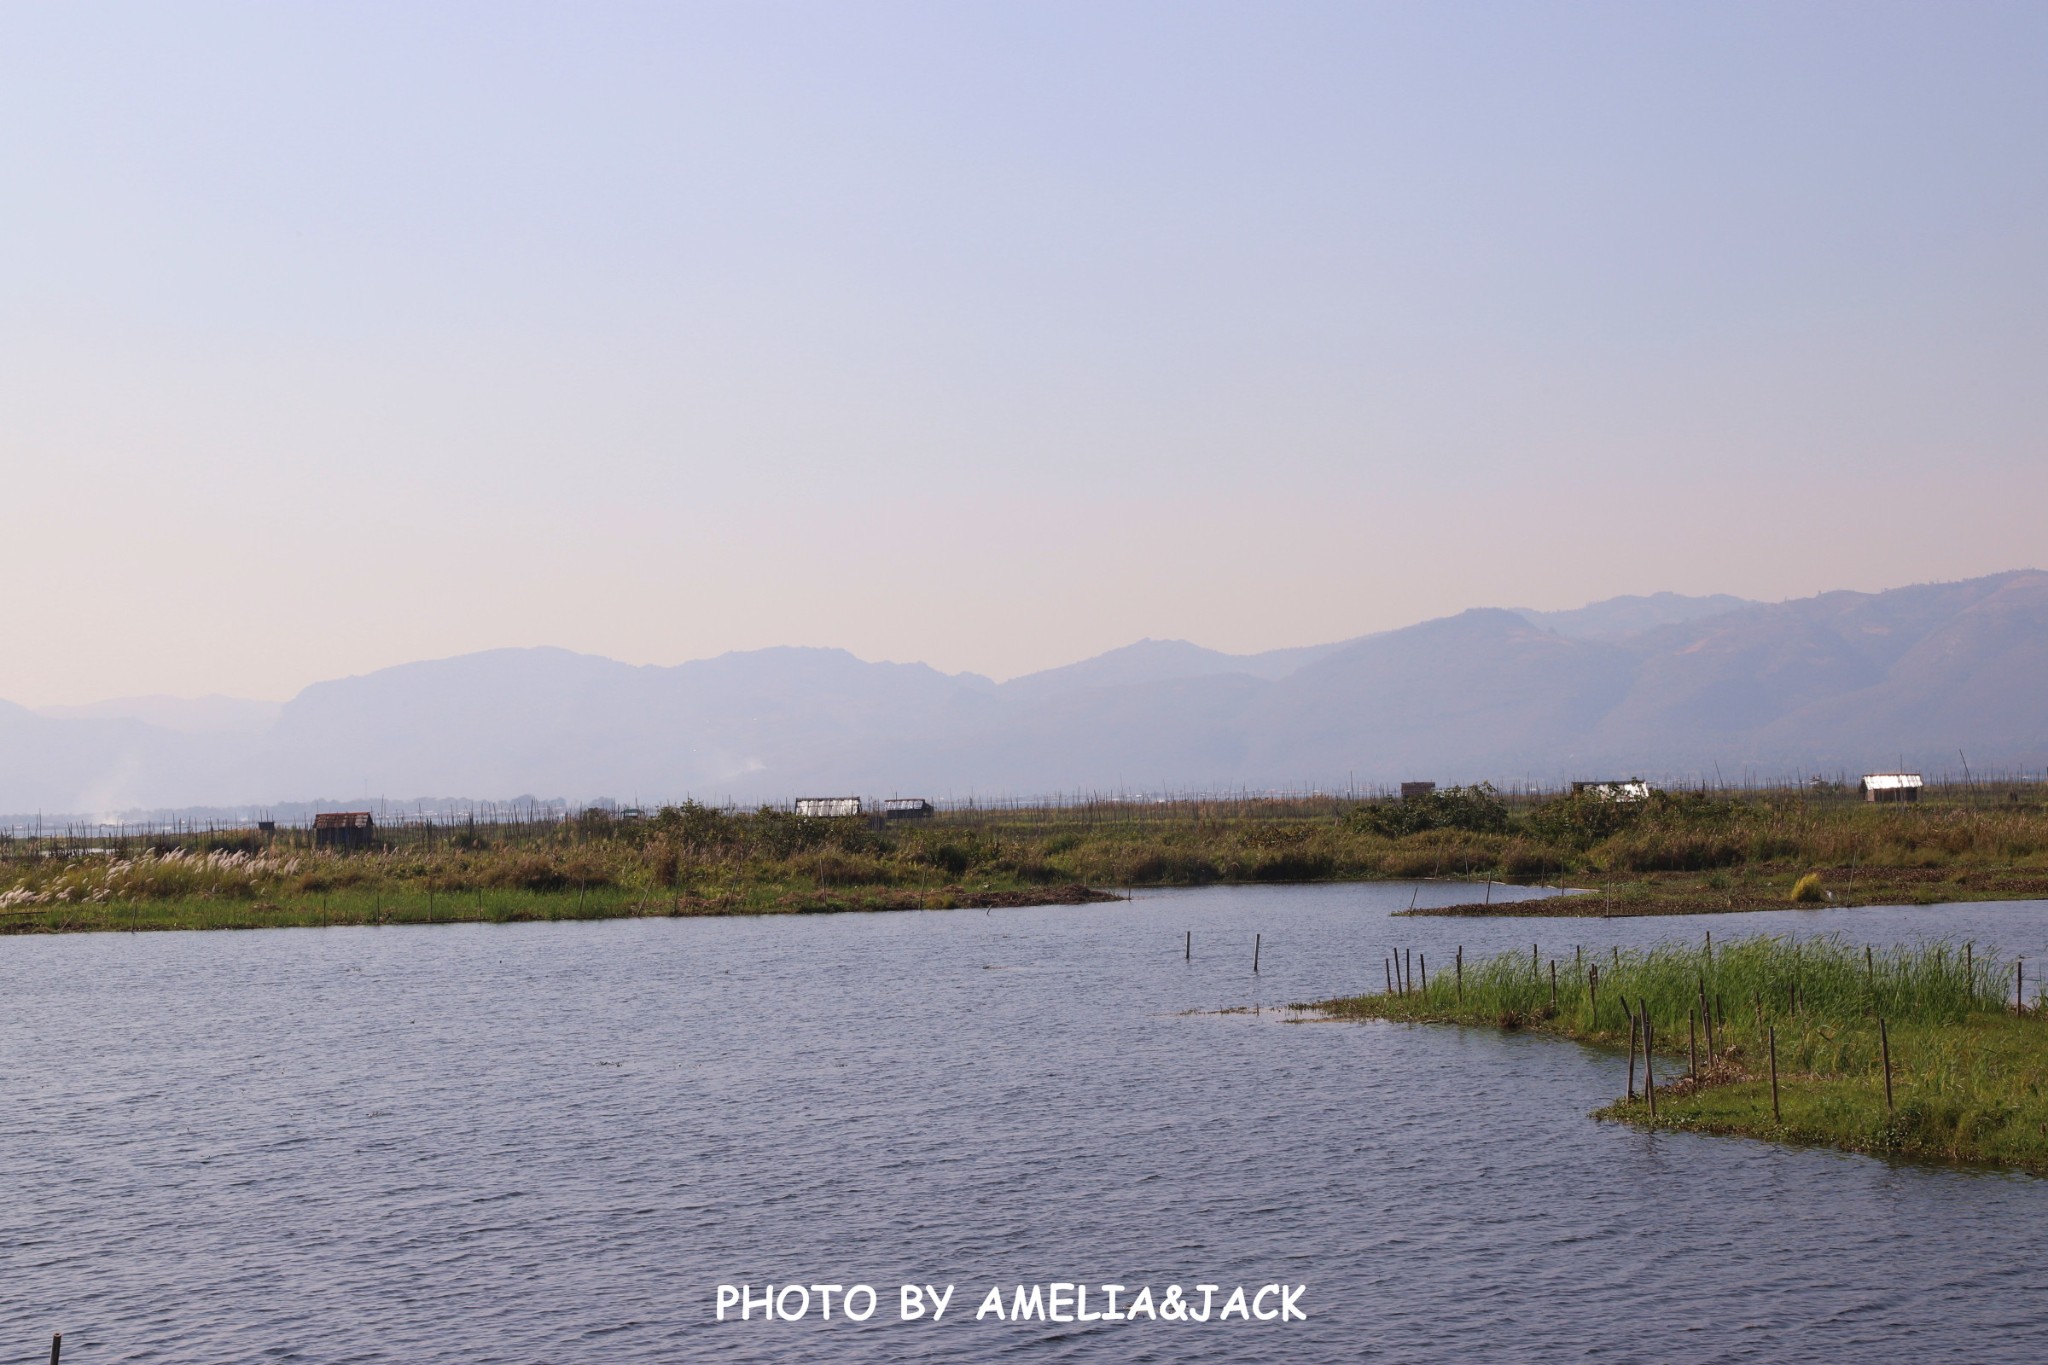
(1588, 964, 1599, 1027)
(1254, 933, 1261, 974)
(1456, 946, 1464, 1003)
(1419, 953, 1427, 991)
(1625, 1007, 1639, 1101)
(1688, 1009, 1698, 1079)
(1642, 1008, 1657, 1118)
(1185, 930, 1191, 962)
(1385, 959, 1394, 995)
(1768, 1024, 1781, 1123)
(50, 1332, 60, 1365)
(1549, 960, 1557, 1011)
(1405, 948, 1413, 997)
(1880, 1016, 1894, 1112)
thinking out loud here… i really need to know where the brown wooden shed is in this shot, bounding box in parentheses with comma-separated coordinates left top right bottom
(313, 811, 376, 849)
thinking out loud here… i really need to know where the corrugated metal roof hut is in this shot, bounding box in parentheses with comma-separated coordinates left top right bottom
(794, 797, 861, 818)
(883, 798, 934, 820)
(313, 811, 376, 849)
(1399, 782, 1437, 801)
(1860, 773, 1923, 803)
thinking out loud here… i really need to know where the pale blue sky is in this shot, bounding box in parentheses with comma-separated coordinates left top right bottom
(4, 2, 2045, 705)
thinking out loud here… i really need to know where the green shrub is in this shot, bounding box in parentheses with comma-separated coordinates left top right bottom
(1347, 783, 1510, 838)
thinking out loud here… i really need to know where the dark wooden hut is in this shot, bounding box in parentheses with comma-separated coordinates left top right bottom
(313, 811, 376, 849)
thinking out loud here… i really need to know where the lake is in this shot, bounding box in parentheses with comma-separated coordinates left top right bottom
(5, 884, 2048, 1361)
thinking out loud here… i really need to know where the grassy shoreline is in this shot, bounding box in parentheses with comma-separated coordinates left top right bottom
(7, 784, 2048, 935)
(1311, 936, 2048, 1174)
(0, 882, 1117, 934)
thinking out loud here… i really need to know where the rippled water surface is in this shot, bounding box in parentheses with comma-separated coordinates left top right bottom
(6, 886, 2048, 1361)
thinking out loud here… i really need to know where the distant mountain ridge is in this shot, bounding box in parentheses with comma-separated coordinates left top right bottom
(1513, 592, 1755, 641)
(36, 695, 284, 735)
(3, 573, 2043, 815)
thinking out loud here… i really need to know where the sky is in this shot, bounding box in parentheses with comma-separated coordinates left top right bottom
(4, 1, 2046, 707)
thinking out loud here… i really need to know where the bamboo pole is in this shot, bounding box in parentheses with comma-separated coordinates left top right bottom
(1625, 1007, 1639, 1101)
(1769, 1024, 1781, 1122)
(1880, 1016, 1894, 1112)
(1643, 1007, 1657, 1118)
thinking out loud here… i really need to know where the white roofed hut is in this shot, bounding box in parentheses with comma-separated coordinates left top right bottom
(1572, 779, 1653, 802)
(794, 797, 861, 818)
(1860, 773, 1924, 804)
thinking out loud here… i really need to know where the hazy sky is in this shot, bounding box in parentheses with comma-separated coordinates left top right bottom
(5, 2, 2045, 706)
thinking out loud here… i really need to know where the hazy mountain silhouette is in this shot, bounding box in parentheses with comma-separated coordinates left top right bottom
(2, 573, 2043, 816)
(35, 695, 284, 735)
(1514, 591, 1754, 641)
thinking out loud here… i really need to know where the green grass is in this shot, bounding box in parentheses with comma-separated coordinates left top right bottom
(1312, 935, 2048, 1173)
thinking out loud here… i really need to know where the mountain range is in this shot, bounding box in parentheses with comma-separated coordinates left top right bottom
(5, 572, 2045, 818)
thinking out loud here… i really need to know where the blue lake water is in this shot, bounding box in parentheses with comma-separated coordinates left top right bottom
(5, 884, 2048, 1361)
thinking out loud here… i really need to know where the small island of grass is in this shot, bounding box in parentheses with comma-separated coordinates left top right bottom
(1310, 934, 2048, 1174)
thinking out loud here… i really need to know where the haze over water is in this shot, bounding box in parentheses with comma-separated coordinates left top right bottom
(6, 887, 2047, 1361)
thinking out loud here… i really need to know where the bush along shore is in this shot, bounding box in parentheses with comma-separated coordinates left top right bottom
(1312, 934, 2048, 1174)
(6, 781, 2048, 933)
